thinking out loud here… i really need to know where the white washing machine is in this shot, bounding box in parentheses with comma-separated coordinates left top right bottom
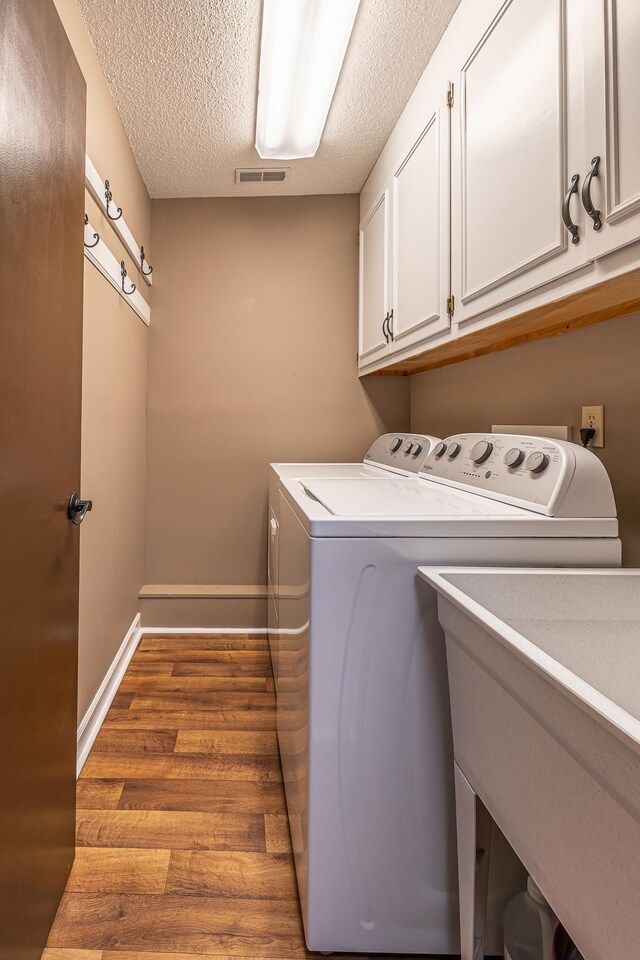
(273, 433, 621, 955)
(267, 433, 441, 686)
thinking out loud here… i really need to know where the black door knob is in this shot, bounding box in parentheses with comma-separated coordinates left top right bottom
(67, 493, 93, 525)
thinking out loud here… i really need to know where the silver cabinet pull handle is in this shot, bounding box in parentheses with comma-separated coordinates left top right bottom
(562, 173, 580, 245)
(582, 155, 602, 231)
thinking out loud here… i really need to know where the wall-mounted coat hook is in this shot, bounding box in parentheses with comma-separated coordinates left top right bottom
(105, 179, 123, 221)
(84, 213, 99, 248)
(120, 260, 136, 295)
(86, 156, 152, 288)
(83, 216, 150, 324)
(140, 245, 153, 276)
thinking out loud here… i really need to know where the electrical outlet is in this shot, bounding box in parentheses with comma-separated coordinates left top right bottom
(581, 405, 604, 448)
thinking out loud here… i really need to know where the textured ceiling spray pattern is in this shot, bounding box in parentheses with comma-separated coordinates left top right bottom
(76, 0, 461, 198)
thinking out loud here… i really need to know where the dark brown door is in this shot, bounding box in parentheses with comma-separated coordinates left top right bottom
(0, 1, 86, 957)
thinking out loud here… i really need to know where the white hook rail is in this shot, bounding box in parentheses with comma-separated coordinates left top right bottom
(84, 154, 153, 286)
(84, 217, 151, 326)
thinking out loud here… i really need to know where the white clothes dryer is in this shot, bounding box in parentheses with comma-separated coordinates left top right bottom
(267, 433, 441, 684)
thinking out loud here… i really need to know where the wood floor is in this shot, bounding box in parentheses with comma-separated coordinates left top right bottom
(45, 633, 329, 960)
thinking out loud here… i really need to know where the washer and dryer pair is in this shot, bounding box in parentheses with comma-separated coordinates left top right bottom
(268, 432, 620, 955)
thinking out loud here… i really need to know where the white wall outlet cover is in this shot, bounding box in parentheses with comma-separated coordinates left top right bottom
(581, 405, 605, 448)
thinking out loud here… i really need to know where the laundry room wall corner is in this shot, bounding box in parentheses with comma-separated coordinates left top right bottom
(143, 195, 409, 627)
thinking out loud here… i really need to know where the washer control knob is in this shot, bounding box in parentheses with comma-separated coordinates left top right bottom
(470, 440, 494, 464)
(390, 437, 403, 453)
(525, 451, 550, 474)
(448, 442, 461, 459)
(434, 441, 448, 458)
(412, 443, 423, 458)
(404, 442, 414, 455)
(504, 447, 525, 468)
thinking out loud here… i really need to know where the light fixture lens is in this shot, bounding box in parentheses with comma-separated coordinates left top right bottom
(256, 0, 361, 160)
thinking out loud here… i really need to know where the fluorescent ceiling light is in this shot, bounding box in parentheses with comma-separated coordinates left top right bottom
(256, 0, 361, 160)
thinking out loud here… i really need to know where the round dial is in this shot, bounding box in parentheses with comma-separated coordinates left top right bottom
(448, 442, 461, 459)
(504, 447, 525, 468)
(470, 440, 494, 464)
(525, 451, 550, 474)
(412, 443, 423, 458)
(434, 441, 448, 458)
(390, 437, 402, 453)
(404, 442, 414, 455)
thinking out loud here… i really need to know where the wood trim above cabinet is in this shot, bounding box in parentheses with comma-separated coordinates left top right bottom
(363, 268, 640, 377)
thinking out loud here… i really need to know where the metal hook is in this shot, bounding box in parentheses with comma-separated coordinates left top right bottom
(105, 179, 123, 221)
(83, 213, 99, 248)
(140, 245, 153, 276)
(120, 261, 136, 295)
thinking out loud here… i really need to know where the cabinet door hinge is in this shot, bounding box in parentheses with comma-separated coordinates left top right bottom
(446, 83, 454, 108)
(446, 295, 455, 316)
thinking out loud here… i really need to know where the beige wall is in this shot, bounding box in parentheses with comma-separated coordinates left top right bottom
(410, 312, 640, 564)
(145, 196, 409, 621)
(53, 0, 150, 721)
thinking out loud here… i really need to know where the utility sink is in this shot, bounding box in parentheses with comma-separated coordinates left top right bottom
(418, 567, 640, 960)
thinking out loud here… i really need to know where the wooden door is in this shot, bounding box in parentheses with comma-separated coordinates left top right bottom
(358, 189, 390, 369)
(391, 99, 451, 353)
(583, 0, 640, 258)
(0, 2, 86, 958)
(451, 0, 588, 328)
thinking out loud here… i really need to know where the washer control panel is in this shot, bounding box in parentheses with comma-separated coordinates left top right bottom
(420, 433, 571, 513)
(364, 433, 440, 475)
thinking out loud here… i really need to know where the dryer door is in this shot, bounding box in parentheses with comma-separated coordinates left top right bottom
(267, 504, 279, 687)
(276, 489, 311, 918)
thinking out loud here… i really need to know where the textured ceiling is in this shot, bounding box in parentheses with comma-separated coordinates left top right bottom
(77, 0, 461, 198)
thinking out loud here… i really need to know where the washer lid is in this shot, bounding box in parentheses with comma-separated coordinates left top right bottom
(281, 477, 618, 538)
(301, 478, 528, 518)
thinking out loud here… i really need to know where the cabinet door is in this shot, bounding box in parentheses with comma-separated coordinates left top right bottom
(391, 103, 451, 352)
(358, 189, 390, 366)
(451, 0, 588, 327)
(583, 0, 640, 258)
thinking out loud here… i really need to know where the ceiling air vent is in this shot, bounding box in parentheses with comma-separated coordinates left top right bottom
(235, 167, 290, 184)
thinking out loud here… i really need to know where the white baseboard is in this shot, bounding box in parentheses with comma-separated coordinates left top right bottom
(76, 612, 141, 777)
(138, 626, 268, 635)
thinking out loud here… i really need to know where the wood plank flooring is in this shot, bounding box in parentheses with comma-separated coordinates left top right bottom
(46, 634, 365, 960)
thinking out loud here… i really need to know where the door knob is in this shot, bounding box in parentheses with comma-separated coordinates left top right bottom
(67, 493, 93, 525)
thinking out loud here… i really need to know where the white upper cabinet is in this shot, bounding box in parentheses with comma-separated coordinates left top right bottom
(583, 0, 640, 258)
(451, 0, 588, 327)
(358, 0, 640, 374)
(391, 98, 451, 351)
(358, 189, 391, 366)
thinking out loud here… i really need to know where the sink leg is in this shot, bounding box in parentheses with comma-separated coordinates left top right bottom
(454, 762, 493, 960)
